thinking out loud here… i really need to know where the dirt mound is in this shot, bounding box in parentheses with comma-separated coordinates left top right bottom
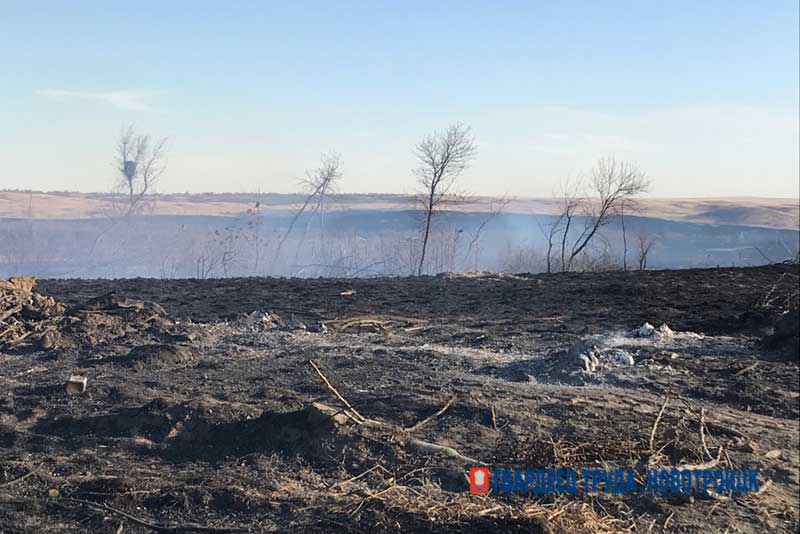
(0, 276, 66, 350)
(121, 343, 194, 370)
(35, 397, 262, 446)
(0, 278, 187, 352)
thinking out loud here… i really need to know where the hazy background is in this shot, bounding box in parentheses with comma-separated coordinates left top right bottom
(1, 2, 797, 278)
(0, 191, 797, 278)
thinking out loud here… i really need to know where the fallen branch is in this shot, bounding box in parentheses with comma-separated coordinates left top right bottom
(309, 360, 367, 424)
(747, 479, 772, 498)
(733, 362, 759, 377)
(699, 407, 715, 461)
(676, 446, 723, 471)
(0, 463, 44, 487)
(407, 438, 483, 465)
(649, 393, 670, 452)
(0, 304, 22, 323)
(404, 397, 455, 432)
(307, 366, 483, 466)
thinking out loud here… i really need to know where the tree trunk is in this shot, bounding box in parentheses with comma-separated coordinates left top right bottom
(621, 205, 628, 271)
(417, 209, 433, 276)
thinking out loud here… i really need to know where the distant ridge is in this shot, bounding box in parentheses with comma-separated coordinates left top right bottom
(0, 191, 797, 230)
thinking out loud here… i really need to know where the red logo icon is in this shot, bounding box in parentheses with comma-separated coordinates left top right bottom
(469, 467, 490, 494)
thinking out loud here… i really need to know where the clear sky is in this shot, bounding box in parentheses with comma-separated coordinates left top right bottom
(1, 1, 798, 197)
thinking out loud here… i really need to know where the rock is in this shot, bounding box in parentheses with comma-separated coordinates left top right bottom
(657, 324, 674, 337)
(66, 375, 87, 395)
(764, 449, 782, 459)
(306, 321, 328, 333)
(38, 329, 60, 350)
(578, 354, 597, 373)
(636, 323, 656, 337)
(612, 351, 635, 366)
(569, 341, 600, 373)
(567, 340, 600, 373)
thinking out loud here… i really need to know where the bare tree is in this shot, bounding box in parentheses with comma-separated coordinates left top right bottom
(564, 157, 649, 271)
(635, 230, 657, 270)
(556, 182, 582, 273)
(271, 152, 342, 274)
(463, 198, 510, 270)
(115, 125, 168, 216)
(414, 123, 477, 275)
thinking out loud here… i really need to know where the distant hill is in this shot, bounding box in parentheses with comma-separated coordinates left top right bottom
(0, 190, 797, 230)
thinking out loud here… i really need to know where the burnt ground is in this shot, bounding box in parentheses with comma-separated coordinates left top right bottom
(1, 265, 798, 533)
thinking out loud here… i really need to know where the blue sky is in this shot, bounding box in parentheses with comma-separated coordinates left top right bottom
(1, 1, 798, 197)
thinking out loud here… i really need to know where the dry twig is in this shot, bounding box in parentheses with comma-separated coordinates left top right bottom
(649, 393, 670, 452)
(404, 397, 456, 432)
(309, 360, 367, 424)
(0, 463, 44, 487)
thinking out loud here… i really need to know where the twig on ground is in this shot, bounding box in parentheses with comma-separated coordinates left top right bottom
(309, 360, 367, 424)
(733, 362, 759, 377)
(700, 407, 715, 461)
(747, 479, 773, 498)
(308, 366, 482, 466)
(330, 464, 391, 490)
(649, 393, 671, 452)
(677, 446, 723, 471)
(663, 511, 674, 531)
(404, 397, 456, 432)
(0, 463, 44, 487)
(407, 438, 482, 465)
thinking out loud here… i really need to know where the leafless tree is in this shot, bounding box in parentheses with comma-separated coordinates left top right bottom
(619, 198, 644, 271)
(564, 157, 649, 271)
(243, 200, 263, 275)
(414, 123, 477, 275)
(635, 230, 657, 270)
(463, 198, 510, 270)
(556, 181, 582, 273)
(540, 179, 581, 273)
(115, 125, 168, 215)
(271, 152, 342, 274)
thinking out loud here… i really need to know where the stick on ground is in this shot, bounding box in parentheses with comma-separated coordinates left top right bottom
(649, 393, 671, 452)
(404, 397, 456, 432)
(0, 463, 44, 487)
(309, 360, 367, 424)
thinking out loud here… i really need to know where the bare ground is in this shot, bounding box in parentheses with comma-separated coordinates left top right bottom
(1, 265, 798, 533)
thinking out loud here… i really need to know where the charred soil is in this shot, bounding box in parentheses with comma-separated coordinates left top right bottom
(1, 265, 798, 533)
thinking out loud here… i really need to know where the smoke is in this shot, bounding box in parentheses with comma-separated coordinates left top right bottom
(0, 211, 796, 279)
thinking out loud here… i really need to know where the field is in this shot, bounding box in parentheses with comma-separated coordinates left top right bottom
(1, 265, 798, 533)
(1, 191, 798, 230)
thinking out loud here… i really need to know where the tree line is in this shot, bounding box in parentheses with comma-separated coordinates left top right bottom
(113, 123, 652, 277)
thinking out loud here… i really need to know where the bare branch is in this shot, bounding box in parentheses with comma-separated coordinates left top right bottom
(414, 123, 477, 275)
(114, 125, 168, 216)
(565, 157, 649, 271)
(272, 152, 342, 274)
